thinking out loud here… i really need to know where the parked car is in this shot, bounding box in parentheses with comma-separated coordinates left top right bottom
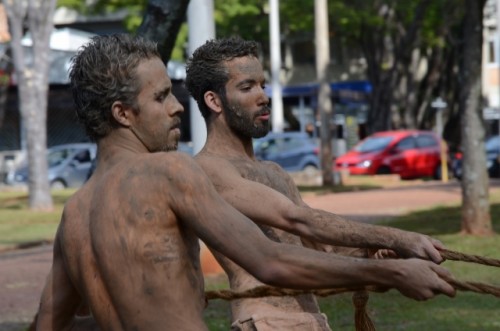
(10, 143, 97, 189)
(253, 131, 320, 172)
(335, 130, 445, 180)
(451, 135, 500, 179)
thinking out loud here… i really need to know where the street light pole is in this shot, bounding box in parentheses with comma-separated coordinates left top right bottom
(187, 0, 215, 154)
(431, 97, 448, 182)
(269, 0, 284, 133)
(497, 0, 500, 135)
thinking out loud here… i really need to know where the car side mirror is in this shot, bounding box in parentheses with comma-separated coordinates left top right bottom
(389, 148, 399, 155)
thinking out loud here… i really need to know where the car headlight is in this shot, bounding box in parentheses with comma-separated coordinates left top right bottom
(357, 160, 372, 168)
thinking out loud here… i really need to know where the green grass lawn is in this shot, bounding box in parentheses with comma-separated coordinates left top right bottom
(0, 189, 74, 250)
(203, 193, 500, 331)
(0, 184, 499, 330)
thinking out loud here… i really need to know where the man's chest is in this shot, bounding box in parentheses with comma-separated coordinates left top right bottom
(232, 159, 294, 197)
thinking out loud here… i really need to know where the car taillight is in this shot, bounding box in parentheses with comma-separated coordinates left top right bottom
(454, 152, 463, 160)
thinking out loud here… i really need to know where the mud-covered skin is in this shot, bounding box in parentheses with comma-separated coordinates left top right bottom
(37, 37, 456, 331)
(192, 52, 455, 326)
(196, 153, 368, 322)
(55, 153, 209, 331)
(208, 157, 322, 317)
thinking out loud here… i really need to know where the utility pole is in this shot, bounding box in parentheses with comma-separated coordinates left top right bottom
(497, 0, 500, 130)
(269, 0, 284, 132)
(315, 0, 334, 185)
(431, 97, 449, 182)
(187, 0, 215, 154)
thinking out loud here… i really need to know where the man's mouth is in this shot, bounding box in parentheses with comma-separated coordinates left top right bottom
(256, 108, 271, 121)
(171, 118, 181, 130)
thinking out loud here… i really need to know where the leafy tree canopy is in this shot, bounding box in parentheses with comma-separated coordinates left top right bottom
(56, 0, 465, 62)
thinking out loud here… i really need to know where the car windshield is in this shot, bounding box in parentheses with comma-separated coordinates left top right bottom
(47, 149, 74, 168)
(485, 136, 500, 152)
(354, 136, 393, 153)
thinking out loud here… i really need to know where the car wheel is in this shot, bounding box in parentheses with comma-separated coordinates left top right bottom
(50, 180, 66, 190)
(489, 161, 500, 178)
(303, 164, 318, 175)
(433, 164, 442, 180)
(376, 166, 391, 175)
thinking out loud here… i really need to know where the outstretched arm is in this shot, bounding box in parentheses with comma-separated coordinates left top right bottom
(36, 229, 98, 331)
(169, 154, 455, 300)
(196, 156, 444, 263)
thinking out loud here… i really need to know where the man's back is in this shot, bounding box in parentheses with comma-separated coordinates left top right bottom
(51, 152, 208, 330)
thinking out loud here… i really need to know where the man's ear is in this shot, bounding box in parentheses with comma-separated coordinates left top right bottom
(204, 91, 223, 114)
(111, 101, 132, 127)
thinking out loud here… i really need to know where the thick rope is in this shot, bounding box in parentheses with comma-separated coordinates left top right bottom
(205, 249, 499, 331)
(205, 249, 500, 300)
(352, 290, 375, 331)
(444, 276, 500, 297)
(205, 278, 500, 301)
(440, 248, 500, 267)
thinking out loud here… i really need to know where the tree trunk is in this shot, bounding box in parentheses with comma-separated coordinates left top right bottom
(5, 0, 55, 210)
(459, 0, 493, 235)
(136, 0, 190, 63)
(315, 0, 334, 186)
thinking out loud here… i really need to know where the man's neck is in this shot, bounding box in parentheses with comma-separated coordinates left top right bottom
(204, 123, 255, 159)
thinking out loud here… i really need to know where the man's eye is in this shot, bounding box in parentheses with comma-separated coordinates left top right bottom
(156, 93, 167, 101)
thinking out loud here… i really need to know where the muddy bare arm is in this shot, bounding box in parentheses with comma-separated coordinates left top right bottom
(195, 156, 445, 263)
(169, 154, 455, 300)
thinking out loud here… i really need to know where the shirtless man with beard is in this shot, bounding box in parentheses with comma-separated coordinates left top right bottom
(186, 37, 454, 330)
(34, 34, 455, 331)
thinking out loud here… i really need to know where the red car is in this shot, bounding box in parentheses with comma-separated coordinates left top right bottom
(335, 130, 445, 179)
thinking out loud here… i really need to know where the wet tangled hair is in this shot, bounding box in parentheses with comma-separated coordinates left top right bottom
(69, 34, 161, 141)
(185, 37, 259, 120)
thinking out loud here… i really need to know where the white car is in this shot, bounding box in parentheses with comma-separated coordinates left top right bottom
(9, 143, 97, 189)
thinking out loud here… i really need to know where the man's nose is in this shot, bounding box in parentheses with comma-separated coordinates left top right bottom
(170, 95, 184, 115)
(258, 87, 270, 106)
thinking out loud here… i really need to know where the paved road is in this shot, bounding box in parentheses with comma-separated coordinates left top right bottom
(303, 180, 474, 223)
(1, 179, 499, 331)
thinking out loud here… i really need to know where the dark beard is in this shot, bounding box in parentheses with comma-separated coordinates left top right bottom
(221, 96, 270, 138)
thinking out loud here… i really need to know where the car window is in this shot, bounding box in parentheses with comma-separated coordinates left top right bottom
(257, 139, 280, 154)
(74, 149, 92, 163)
(48, 149, 73, 168)
(354, 136, 393, 153)
(416, 135, 438, 148)
(485, 136, 500, 152)
(395, 137, 417, 150)
(283, 137, 304, 150)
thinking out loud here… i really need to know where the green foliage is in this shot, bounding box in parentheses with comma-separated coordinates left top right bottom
(171, 23, 188, 61)
(56, 0, 146, 32)
(214, 0, 269, 41)
(0, 189, 74, 249)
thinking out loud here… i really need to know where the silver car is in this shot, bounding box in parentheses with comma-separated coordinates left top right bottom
(10, 143, 97, 189)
